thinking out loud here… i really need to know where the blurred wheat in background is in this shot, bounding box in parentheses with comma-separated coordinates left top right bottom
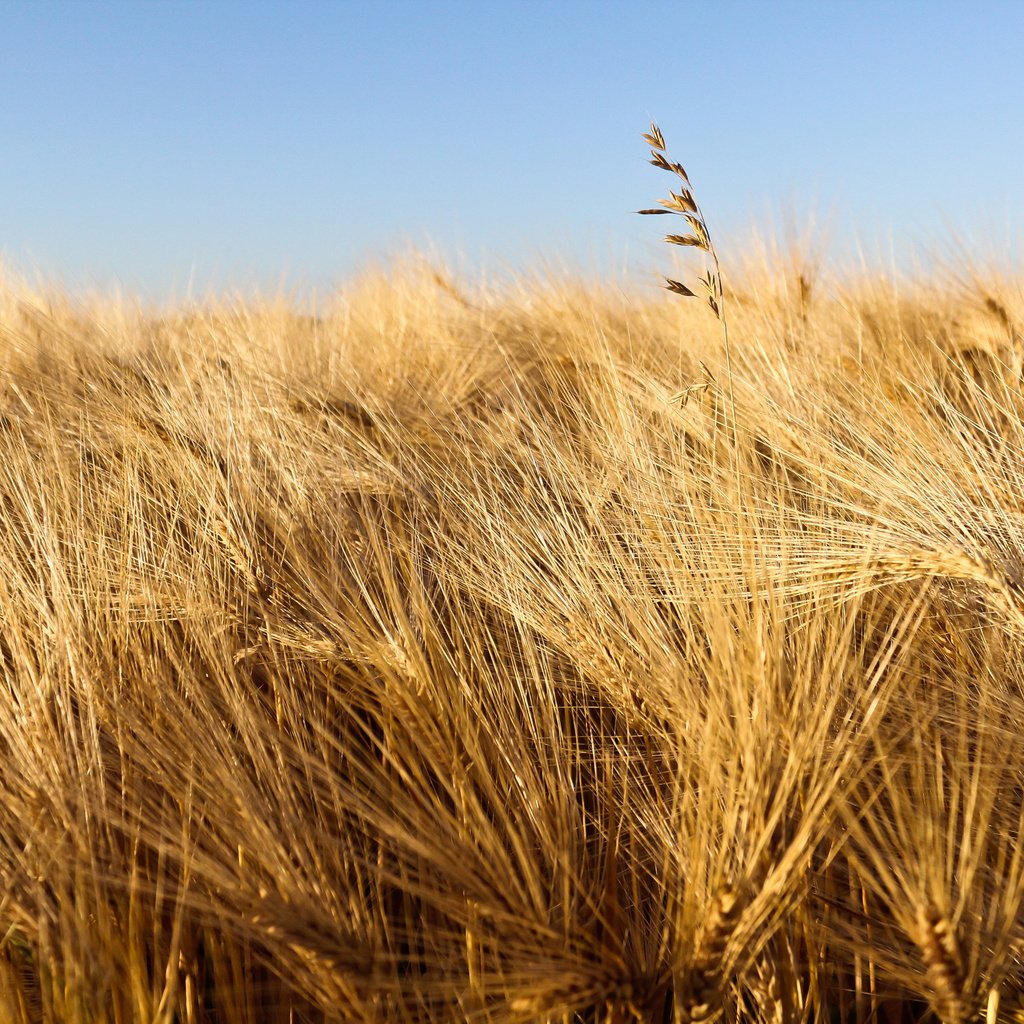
(1, 215, 1024, 1021)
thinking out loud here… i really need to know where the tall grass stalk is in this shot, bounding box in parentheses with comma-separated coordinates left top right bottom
(638, 122, 738, 457)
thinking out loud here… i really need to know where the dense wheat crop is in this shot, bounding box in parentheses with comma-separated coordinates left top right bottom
(1, 252, 1023, 1023)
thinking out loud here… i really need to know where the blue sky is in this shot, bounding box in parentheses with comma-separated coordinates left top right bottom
(1, 0, 1022, 299)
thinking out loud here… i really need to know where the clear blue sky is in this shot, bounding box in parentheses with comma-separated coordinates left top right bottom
(2, 0, 1022, 299)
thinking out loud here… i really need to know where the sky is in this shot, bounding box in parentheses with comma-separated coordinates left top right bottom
(1, 0, 1022, 300)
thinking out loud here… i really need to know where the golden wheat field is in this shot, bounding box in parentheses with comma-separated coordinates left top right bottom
(1, 240, 1024, 1024)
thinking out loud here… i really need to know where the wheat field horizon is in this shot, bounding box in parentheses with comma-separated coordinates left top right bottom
(1, 241, 1023, 1023)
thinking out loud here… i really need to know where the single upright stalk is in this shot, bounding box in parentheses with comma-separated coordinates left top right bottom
(638, 122, 739, 465)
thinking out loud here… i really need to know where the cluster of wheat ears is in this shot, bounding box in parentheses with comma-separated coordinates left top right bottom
(1, 127, 1023, 1023)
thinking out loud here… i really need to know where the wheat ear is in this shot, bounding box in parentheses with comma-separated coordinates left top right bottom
(916, 903, 966, 1024)
(682, 885, 745, 1024)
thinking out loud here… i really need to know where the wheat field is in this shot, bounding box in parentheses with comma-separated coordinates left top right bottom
(1, 243, 1023, 1023)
